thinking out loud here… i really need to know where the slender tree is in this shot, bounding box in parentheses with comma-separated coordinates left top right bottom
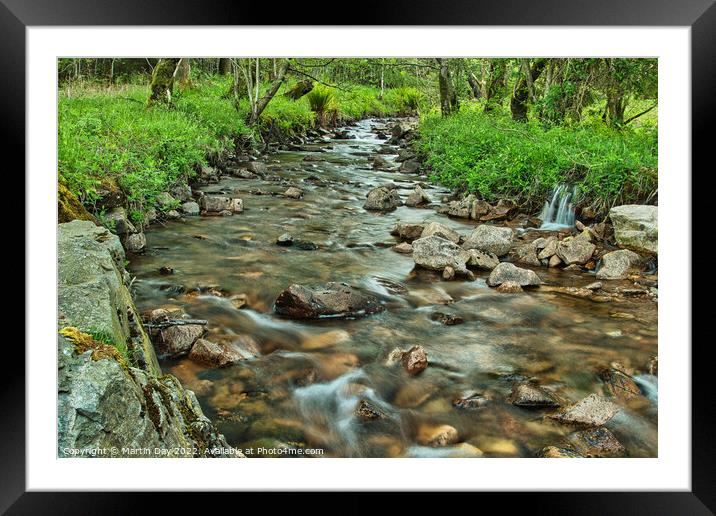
(147, 58, 180, 105)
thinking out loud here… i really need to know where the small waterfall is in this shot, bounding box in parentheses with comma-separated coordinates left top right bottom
(539, 184, 577, 230)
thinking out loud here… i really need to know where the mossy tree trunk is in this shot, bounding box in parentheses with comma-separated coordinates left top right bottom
(510, 58, 547, 122)
(483, 60, 507, 113)
(174, 58, 191, 86)
(436, 58, 457, 117)
(148, 58, 180, 105)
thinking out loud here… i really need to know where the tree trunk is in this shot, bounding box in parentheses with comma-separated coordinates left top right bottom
(483, 60, 507, 113)
(148, 58, 180, 105)
(436, 58, 454, 117)
(218, 58, 231, 75)
(510, 58, 547, 122)
(248, 59, 290, 125)
(467, 72, 482, 99)
(174, 58, 191, 86)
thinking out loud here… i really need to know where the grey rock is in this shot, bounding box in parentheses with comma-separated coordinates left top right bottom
(487, 262, 541, 287)
(556, 238, 596, 265)
(283, 187, 303, 199)
(58, 220, 159, 374)
(181, 201, 200, 216)
(412, 235, 470, 273)
(105, 207, 135, 235)
(124, 232, 147, 254)
(58, 336, 238, 458)
(364, 186, 402, 211)
(596, 249, 641, 280)
(466, 249, 500, 270)
(391, 221, 425, 242)
(420, 221, 461, 244)
(462, 225, 513, 257)
(406, 185, 431, 207)
(609, 204, 658, 254)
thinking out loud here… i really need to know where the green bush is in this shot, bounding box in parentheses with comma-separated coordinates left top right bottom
(414, 105, 657, 214)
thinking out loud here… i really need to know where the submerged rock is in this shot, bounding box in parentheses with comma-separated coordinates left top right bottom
(487, 262, 541, 287)
(430, 312, 464, 325)
(609, 204, 658, 254)
(550, 393, 620, 427)
(283, 187, 303, 199)
(188, 338, 253, 368)
(565, 427, 626, 457)
(462, 225, 513, 257)
(274, 282, 384, 319)
(392, 242, 413, 254)
(417, 424, 458, 447)
(496, 281, 524, 293)
(453, 393, 489, 410)
(599, 367, 642, 400)
(156, 324, 206, 358)
(596, 249, 641, 280)
(508, 382, 560, 408)
(355, 399, 386, 420)
(364, 186, 402, 211)
(402, 345, 428, 375)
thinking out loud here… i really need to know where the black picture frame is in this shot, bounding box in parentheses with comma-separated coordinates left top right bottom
(4, 0, 709, 512)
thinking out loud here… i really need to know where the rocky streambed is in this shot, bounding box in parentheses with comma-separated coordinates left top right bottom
(121, 118, 657, 458)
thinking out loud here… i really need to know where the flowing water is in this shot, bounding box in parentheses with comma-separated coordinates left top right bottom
(129, 119, 658, 458)
(539, 184, 577, 231)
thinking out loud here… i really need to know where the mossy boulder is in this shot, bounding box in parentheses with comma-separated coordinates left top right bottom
(58, 220, 159, 374)
(58, 183, 96, 224)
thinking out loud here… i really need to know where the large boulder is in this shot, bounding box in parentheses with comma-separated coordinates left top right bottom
(58, 335, 237, 458)
(412, 235, 470, 272)
(58, 221, 159, 374)
(364, 186, 401, 212)
(487, 262, 541, 287)
(200, 196, 243, 214)
(609, 205, 658, 254)
(462, 225, 514, 257)
(274, 282, 385, 319)
(420, 221, 461, 244)
(596, 249, 642, 280)
(181, 201, 200, 216)
(438, 195, 474, 219)
(556, 238, 596, 265)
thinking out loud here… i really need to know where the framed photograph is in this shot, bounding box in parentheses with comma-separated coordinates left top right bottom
(7, 0, 709, 511)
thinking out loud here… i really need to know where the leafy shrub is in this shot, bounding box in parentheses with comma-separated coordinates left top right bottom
(414, 105, 657, 214)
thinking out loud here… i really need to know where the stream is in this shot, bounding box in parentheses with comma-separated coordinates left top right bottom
(129, 118, 658, 458)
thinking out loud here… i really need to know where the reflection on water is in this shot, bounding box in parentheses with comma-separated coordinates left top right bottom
(130, 119, 658, 457)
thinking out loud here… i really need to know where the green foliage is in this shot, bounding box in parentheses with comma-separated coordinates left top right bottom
(415, 105, 657, 214)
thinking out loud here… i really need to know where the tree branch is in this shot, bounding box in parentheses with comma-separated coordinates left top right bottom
(624, 103, 657, 124)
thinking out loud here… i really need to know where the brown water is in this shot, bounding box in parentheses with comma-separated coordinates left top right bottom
(129, 119, 658, 458)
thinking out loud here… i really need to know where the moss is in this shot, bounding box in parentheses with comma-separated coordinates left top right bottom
(58, 182, 96, 224)
(148, 58, 180, 105)
(59, 326, 127, 368)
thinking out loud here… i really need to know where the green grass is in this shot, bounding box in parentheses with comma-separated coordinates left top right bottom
(59, 77, 420, 224)
(414, 105, 657, 214)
